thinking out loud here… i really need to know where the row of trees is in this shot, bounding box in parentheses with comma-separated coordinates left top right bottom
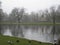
(0, 2, 60, 39)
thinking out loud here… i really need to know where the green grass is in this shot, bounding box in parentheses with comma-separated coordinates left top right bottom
(0, 22, 60, 25)
(0, 35, 53, 45)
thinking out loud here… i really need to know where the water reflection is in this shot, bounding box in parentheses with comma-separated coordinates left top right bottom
(3, 28, 12, 36)
(1, 25, 54, 43)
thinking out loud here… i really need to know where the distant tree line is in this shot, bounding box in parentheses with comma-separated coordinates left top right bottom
(0, 1, 60, 39)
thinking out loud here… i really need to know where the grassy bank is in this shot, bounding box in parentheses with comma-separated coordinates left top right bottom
(0, 35, 53, 45)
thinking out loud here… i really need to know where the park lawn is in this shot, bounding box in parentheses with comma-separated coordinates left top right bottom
(0, 35, 53, 45)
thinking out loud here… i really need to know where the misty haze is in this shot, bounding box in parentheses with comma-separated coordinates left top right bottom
(0, 0, 60, 45)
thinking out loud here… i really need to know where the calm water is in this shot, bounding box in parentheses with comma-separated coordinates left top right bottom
(2, 26, 57, 43)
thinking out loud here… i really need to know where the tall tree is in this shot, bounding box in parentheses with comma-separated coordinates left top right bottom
(55, 5, 60, 35)
(9, 8, 25, 37)
(0, 2, 4, 34)
(45, 6, 60, 41)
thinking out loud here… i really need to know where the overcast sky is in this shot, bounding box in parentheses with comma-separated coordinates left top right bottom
(0, 0, 60, 14)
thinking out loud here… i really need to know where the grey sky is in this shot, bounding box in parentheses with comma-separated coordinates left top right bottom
(0, 0, 60, 14)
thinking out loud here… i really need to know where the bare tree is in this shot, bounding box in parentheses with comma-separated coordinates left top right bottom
(9, 8, 25, 37)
